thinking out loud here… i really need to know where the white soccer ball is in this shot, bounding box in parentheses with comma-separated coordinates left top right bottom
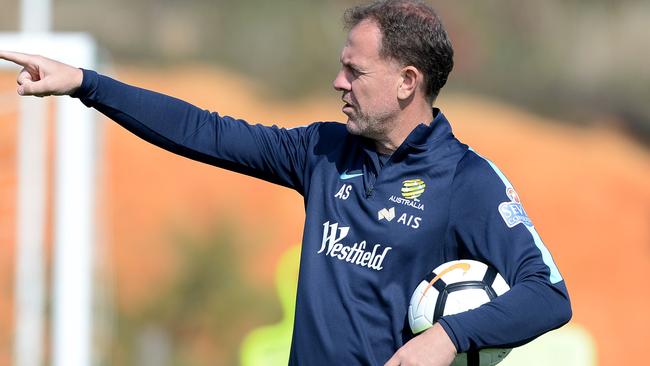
(407, 260, 511, 366)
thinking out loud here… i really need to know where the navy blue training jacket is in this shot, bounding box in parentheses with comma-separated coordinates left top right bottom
(73, 69, 571, 365)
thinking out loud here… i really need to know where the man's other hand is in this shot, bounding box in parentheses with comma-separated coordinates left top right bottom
(384, 323, 457, 366)
(0, 51, 83, 97)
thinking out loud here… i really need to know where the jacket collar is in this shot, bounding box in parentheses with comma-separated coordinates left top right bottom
(401, 108, 453, 150)
(361, 108, 453, 156)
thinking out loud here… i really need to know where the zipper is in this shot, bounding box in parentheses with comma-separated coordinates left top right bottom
(366, 142, 412, 198)
(362, 137, 413, 198)
(365, 170, 376, 197)
(363, 154, 378, 198)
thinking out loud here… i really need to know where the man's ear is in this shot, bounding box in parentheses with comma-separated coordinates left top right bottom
(397, 66, 420, 100)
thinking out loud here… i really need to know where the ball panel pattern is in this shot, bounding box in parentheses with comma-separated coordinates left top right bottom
(407, 260, 512, 366)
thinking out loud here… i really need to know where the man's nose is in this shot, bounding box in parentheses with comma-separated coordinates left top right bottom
(332, 69, 350, 92)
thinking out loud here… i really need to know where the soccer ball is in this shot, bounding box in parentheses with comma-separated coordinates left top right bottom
(407, 260, 511, 366)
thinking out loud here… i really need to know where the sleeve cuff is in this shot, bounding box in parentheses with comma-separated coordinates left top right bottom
(70, 68, 99, 104)
(438, 318, 462, 353)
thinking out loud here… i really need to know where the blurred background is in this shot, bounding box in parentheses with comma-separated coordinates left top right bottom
(0, 0, 648, 365)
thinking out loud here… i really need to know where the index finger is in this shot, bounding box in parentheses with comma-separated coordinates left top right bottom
(0, 50, 35, 67)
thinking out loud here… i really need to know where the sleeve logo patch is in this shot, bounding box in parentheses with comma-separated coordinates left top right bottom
(498, 188, 533, 228)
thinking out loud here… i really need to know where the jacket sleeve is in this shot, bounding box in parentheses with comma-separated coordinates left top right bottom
(72, 69, 314, 193)
(438, 150, 572, 352)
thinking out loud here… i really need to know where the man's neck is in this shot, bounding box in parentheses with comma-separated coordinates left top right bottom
(374, 104, 434, 155)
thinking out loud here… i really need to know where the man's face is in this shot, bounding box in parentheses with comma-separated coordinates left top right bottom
(333, 20, 402, 139)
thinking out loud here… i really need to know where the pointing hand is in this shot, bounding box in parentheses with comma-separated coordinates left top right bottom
(0, 50, 83, 97)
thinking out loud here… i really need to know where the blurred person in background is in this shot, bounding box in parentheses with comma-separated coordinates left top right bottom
(0, 0, 571, 365)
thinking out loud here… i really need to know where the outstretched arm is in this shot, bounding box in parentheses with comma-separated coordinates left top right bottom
(0, 51, 83, 97)
(1, 51, 316, 192)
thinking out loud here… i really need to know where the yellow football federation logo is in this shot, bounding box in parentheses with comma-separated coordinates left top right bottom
(401, 179, 426, 200)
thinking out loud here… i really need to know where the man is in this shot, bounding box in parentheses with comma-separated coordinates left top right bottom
(1, 1, 571, 365)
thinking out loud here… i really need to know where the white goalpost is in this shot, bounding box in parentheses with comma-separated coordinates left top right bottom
(1, 18, 99, 366)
